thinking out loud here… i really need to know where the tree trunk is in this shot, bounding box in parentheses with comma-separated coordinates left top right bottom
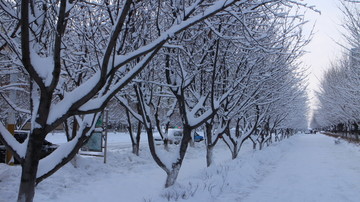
(146, 124, 188, 188)
(133, 122, 141, 156)
(248, 136, 257, 150)
(206, 145, 214, 167)
(164, 124, 192, 187)
(125, 106, 141, 156)
(17, 132, 43, 202)
(266, 133, 272, 146)
(132, 144, 140, 156)
(232, 143, 238, 159)
(205, 123, 214, 167)
(71, 118, 78, 141)
(259, 137, 264, 150)
(165, 164, 181, 188)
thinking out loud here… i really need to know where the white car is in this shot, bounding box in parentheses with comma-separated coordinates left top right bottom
(168, 128, 183, 144)
(152, 129, 182, 145)
(153, 132, 163, 145)
(153, 129, 204, 145)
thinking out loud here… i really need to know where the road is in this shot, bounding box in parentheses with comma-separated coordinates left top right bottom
(243, 134, 360, 202)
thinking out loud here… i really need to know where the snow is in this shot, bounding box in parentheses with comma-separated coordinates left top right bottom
(38, 114, 99, 178)
(30, 52, 54, 87)
(0, 123, 26, 158)
(47, 72, 101, 125)
(1, 133, 360, 201)
(243, 134, 360, 202)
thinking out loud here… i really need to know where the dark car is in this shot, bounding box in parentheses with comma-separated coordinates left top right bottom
(0, 130, 58, 164)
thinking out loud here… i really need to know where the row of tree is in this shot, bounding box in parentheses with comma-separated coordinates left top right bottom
(0, 0, 309, 201)
(311, 1, 360, 140)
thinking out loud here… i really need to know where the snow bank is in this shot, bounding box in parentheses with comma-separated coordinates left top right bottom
(158, 137, 293, 201)
(157, 134, 360, 202)
(1, 134, 360, 202)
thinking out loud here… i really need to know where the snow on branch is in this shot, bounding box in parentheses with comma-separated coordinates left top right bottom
(37, 113, 100, 180)
(111, 0, 242, 71)
(0, 123, 27, 159)
(29, 51, 54, 87)
(47, 72, 101, 125)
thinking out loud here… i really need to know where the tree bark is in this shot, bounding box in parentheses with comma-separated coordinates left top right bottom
(132, 121, 141, 156)
(248, 136, 257, 150)
(165, 124, 192, 187)
(17, 131, 43, 202)
(205, 123, 213, 167)
(231, 143, 239, 159)
(206, 145, 214, 167)
(165, 164, 181, 188)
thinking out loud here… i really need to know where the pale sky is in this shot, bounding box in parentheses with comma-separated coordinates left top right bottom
(300, 0, 345, 108)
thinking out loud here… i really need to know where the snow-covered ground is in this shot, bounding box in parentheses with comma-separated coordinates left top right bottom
(1, 133, 360, 202)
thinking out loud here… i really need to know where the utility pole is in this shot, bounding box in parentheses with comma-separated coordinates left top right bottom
(6, 72, 17, 165)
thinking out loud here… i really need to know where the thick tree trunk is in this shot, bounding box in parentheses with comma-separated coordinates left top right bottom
(145, 125, 185, 188)
(248, 136, 257, 150)
(125, 107, 141, 156)
(164, 125, 192, 187)
(132, 144, 140, 156)
(165, 164, 181, 188)
(232, 151, 238, 159)
(206, 145, 214, 167)
(266, 133, 272, 146)
(231, 144, 238, 159)
(259, 137, 265, 150)
(71, 118, 78, 141)
(17, 132, 43, 202)
(205, 123, 214, 167)
(133, 122, 141, 156)
(146, 127, 167, 170)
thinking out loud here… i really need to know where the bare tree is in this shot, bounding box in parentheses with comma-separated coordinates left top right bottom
(314, 1, 360, 134)
(0, 0, 243, 201)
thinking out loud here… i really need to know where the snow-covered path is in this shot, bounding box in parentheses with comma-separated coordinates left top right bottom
(2, 133, 360, 202)
(243, 134, 360, 202)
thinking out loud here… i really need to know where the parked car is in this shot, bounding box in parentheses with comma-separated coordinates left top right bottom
(152, 129, 181, 145)
(168, 128, 183, 144)
(153, 132, 163, 145)
(169, 129, 205, 144)
(0, 130, 58, 164)
(152, 129, 204, 145)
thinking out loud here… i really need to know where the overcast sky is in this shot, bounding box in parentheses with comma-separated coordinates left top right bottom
(300, 0, 345, 107)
